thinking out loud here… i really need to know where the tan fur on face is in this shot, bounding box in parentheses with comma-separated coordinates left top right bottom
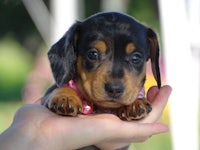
(126, 43, 136, 54)
(94, 40, 107, 53)
(76, 56, 146, 108)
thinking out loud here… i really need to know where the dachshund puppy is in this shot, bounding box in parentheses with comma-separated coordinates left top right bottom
(42, 12, 161, 121)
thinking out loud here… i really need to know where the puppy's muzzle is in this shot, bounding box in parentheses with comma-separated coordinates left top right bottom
(104, 82, 124, 99)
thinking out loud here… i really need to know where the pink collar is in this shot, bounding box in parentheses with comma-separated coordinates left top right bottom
(65, 80, 94, 114)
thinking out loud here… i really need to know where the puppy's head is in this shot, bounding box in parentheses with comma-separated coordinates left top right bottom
(48, 12, 161, 108)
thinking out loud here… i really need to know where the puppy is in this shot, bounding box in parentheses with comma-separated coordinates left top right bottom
(42, 12, 161, 121)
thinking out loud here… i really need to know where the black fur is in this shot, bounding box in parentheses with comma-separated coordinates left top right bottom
(48, 12, 161, 88)
(48, 22, 81, 87)
(147, 28, 161, 88)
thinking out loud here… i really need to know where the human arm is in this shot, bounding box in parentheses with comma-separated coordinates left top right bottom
(0, 85, 171, 150)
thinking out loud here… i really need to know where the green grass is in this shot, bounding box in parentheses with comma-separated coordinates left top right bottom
(0, 35, 32, 100)
(0, 101, 23, 133)
(131, 132, 172, 150)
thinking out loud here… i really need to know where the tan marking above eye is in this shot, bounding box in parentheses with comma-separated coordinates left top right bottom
(94, 40, 107, 53)
(126, 43, 136, 54)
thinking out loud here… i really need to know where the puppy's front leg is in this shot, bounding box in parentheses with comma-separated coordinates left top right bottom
(118, 99, 152, 121)
(43, 87, 83, 116)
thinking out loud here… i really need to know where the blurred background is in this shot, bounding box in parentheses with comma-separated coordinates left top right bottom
(0, 0, 199, 150)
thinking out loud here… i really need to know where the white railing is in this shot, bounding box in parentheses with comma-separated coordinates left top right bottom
(159, 0, 200, 150)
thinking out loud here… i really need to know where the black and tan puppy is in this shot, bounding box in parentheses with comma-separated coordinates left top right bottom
(42, 12, 161, 121)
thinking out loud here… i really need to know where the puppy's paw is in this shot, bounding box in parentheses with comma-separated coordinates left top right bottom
(45, 87, 82, 116)
(118, 99, 152, 121)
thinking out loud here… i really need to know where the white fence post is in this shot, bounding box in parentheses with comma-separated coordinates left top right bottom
(159, 0, 200, 150)
(50, 0, 79, 45)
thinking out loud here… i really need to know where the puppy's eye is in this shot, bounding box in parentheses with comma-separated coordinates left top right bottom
(87, 49, 99, 61)
(131, 52, 144, 66)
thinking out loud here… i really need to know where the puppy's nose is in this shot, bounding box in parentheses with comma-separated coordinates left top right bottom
(105, 82, 124, 99)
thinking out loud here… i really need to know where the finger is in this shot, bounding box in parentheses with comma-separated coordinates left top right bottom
(147, 86, 159, 102)
(117, 122, 169, 142)
(77, 115, 168, 142)
(141, 85, 172, 123)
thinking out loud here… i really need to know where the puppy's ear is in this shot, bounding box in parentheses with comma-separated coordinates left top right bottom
(147, 28, 161, 88)
(48, 22, 81, 87)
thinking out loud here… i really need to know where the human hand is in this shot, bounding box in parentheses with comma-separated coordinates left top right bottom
(0, 85, 171, 150)
(94, 85, 172, 149)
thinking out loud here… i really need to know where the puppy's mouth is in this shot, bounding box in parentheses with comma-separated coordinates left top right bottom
(67, 80, 145, 115)
(82, 87, 145, 115)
